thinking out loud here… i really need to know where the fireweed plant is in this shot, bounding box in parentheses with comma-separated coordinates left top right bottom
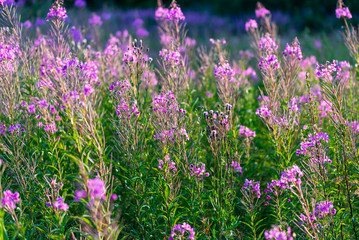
(0, 0, 357, 239)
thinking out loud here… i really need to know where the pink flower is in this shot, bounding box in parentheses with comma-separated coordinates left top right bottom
(255, 6, 270, 18)
(239, 125, 256, 138)
(46, 6, 67, 21)
(53, 197, 69, 211)
(1, 190, 20, 210)
(88, 13, 102, 26)
(245, 19, 258, 31)
(169, 222, 195, 240)
(336, 7, 352, 19)
(84, 82, 94, 96)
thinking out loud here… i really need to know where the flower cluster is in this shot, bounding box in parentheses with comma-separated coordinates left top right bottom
(264, 180, 285, 205)
(5, 123, 24, 135)
(280, 165, 303, 187)
(299, 213, 316, 225)
(0, 123, 5, 136)
(80, 60, 100, 84)
(190, 162, 210, 178)
(335, 7, 352, 19)
(282, 39, 303, 61)
(1, 190, 20, 210)
(258, 54, 280, 70)
(256, 105, 272, 118)
(243, 179, 261, 198)
(245, 19, 258, 31)
(203, 105, 232, 140)
(51, 197, 69, 211)
(289, 97, 300, 112)
(264, 226, 293, 240)
(169, 222, 195, 240)
(116, 100, 140, 119)
(153, 91, 182, 113)
(255, 6, 271, 18)
(259, 35, 278, 53)
(214, 62, 236, 82)
(158, 155, 177, 176)
(0, 42, 21, 73)
(315, 60, 342, 82)
(159, 49, 182, 66)
(88, 13, 102, 26)
(230, 161, 242, 174)
(155, 6, 185, 22)
(239, 125, 256, 138)
(296, 132, 331, 164)
(75, 178, 106, 202)
(152, 91, 187, 144)
(46, 5, 67, 21)
(346, 120, 359, 134)
(314, 200, 336, 219)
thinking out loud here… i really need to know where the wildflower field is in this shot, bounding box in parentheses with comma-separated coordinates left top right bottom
(1, 0, 359, 239)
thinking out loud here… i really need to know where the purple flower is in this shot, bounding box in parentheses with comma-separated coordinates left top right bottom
(74, 0, 86, 8)
(88, 13, 102, 26)
(264, 226, 293, 240)
(53, 197, 69, 211)
(243, 179, 261, 198)
(132, 18, 144, 28)
(167, 7, 185, 21)
(70, 26, 83, 43)
(296, 132, 331, 164)
(314, 200, 336, 219)
(38, 99, 48, 108)
(280, 165, 303, 187)
(1, 190, 20, 210)
(101, 12, 111, 20)
(8, 124, 23, 134)
(315, 60, 342, 82)
(88, 178, 106, 200)
(111, 194, 118, 201)
(256, 105, 272, 118)
(35, 17, 45, 26)
(136, 28, 149, 38)
(336, 7, 352, 19)
(255, 6, 270, 18)
(155, 7, 169, 20)
(159, 49, 182, 66)
(239, 125, 256, 138)
(83, 82, 94, 96)
(46, 6, 67, 21)
(245, 19, 258, 31)
(185, 37, 196, 47)
(289, 98, 300, 112)
(116, 100, 140, 119)
(214, 62, 235, 82)
(282, 38, 302, 61)
(155, 6, 185, 22)
(0, 123, 6, 136)
(158, 155, 177, 175)
(169, 222, 195, 240)
(22, 20, 32, 29)
(74, 190, 87, 201)
(190, 163, 209, 179)
(259, 54, 280, 70)
(259, 35, 278, 53)
(180, 128, 189, 140)
(231, 161, 242, 174)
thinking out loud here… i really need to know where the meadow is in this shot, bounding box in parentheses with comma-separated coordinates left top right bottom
(0, 0, 358, 239)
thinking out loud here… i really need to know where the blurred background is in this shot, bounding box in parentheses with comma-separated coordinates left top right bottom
(21, 0, 358, 31)
(10, 0, 354, 62)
